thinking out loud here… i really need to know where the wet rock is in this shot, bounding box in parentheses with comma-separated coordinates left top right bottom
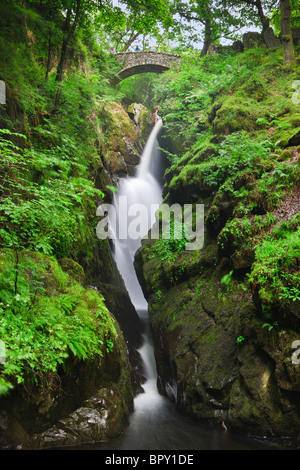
(30, 389, 126, 449)
(99, 101, 153, 182)
(0, 328, 134, 450)
(136, 234, 300, 438)
(99, 102, 142, 180)
(0, 252, 135, 450)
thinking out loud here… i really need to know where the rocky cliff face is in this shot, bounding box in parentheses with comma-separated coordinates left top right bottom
(98, 101, 153, 181)
(0, 251, 134, 449)
(135, 234, 300, 439)
(0, 323, 134, 450)
(0, 100, 153, 449)
(133, 59, 300, 442)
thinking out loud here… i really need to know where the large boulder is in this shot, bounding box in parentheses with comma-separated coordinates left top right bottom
(99, 102, 153, 181)
(0, 326, 134, 449)
(292, 28, 300, 46)
(243, 32, 265, 50)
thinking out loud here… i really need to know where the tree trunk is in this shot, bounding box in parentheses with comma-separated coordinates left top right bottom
(123, 31, 141, 52)
(280, 0, 296, 65)
(201, 19, 212, 57)
(45, 33, 52, 80)
(255, 0, 270, 31)
(55, 7, 72, 83)
(55, 0, 81, 105)
(56, 0, 81, 81)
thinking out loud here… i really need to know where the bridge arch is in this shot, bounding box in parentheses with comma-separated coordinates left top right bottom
(112, 52, 180, 84)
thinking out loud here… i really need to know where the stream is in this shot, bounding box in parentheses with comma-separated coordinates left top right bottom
(87, 121, 281, 452)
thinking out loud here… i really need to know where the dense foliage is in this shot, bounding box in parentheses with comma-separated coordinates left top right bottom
(145, 45, 299, 331)
(0, 1, 125, 395)
(0, 0, 299, 407)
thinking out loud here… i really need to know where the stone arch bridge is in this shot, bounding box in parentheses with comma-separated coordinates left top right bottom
(112, 51, 180, 84)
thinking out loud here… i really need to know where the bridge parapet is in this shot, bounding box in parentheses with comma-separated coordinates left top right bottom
(112, 51, 180, 83)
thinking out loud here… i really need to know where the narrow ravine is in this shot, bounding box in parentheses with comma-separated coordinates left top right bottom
(86, 121, 281, 451)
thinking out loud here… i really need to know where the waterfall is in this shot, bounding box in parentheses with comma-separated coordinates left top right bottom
(137, 119, 163, 180)
(88, 119, 278, 451)
(112, 119, 165, 404)
(112, 119, 163, 312)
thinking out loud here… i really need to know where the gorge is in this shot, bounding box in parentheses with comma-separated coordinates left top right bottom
(0, 0, 299, 453)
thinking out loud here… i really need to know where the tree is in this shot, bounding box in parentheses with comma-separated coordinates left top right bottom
(224, 0, 296, 63)
(170, 0, 245, 56)
(55, 0, 81, 84)
(25, 0, 82, 85)
(96, 0, 173, 52)
(223, 0, 273, 31)
(280, 0, 296, 65)
(222, 0, 281, 48)
(271, 0, 300, 32)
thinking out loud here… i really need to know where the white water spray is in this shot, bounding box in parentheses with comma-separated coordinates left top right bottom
(137, 119, 163, 180)
(112, 120, 165, 406)
(112, 120, 163, 310)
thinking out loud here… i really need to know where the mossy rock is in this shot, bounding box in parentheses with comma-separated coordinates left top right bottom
(206, 190, 238, 236)
(58, 257, 86, 284)
(242, 77, 267, 102)
(212, 100, 257, 135)
(243, 32, 265, 50)
(127, 102, 153, 145)
(99, 102, 142, 177)
(0, 248, 135, 449)
(146, 268, 255, 422)
(291, 114, 300, 128)
(217, 217, 254, 259)
(277, 149, 293, 161)
(288, 129, 300, 147)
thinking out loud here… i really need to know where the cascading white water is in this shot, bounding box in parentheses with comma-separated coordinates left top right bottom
(137, 119, 163, 180)
(112, 119, 163, 311)
(112, 119, 166, 409)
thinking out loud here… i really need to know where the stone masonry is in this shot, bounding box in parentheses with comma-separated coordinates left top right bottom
(112, 52, 180, 83)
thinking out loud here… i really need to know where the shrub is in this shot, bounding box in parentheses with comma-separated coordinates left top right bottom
(0, 250, 116, 395)
(249, 221, 300, 308)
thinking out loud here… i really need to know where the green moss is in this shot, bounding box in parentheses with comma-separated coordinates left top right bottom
(212, 102, 257, 135)
(58, 257, 86, 284)
(242, 76, 267, 102)
(228, 379, 262, 423)
(202, 330, 217, 347)
(0, 249, 117, 395)
(277, 149, 293, 161)
(291, 114, 300, 127)
(249, 221, 300, 311)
